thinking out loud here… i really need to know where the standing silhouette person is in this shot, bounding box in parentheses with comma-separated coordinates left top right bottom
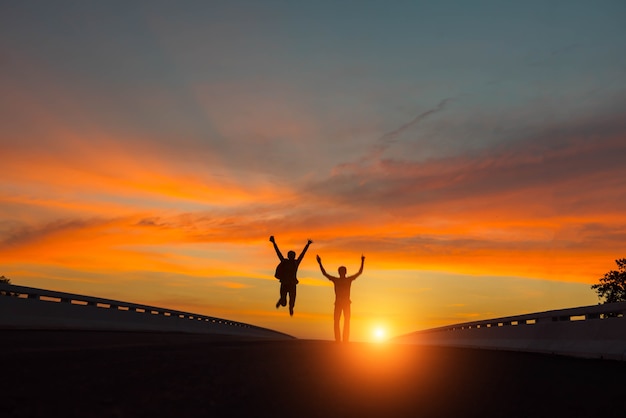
(269, 236, 312, 316)
(316, 254, 365, 343)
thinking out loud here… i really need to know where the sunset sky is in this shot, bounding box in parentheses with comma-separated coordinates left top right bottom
(1, 1, 625, 341)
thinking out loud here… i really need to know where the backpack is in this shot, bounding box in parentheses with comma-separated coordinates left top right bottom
(274, 259, 297, 283)
(274, 260, 289, 281)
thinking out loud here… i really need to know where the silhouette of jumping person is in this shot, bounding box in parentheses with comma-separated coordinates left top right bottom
(269, 236, 312, 316)
(316, 254, 365, 343)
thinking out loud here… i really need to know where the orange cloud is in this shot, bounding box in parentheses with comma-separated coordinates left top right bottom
(216, 281, 252, 289)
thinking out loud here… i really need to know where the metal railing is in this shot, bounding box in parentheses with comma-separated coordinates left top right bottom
(393, 302, 626, 361)
(0, 283, 293, 339)
(415, 301, 626, 333)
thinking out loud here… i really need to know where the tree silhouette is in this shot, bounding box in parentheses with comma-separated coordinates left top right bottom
(0, 275, 14, 296)
(591, 259, 626, 304)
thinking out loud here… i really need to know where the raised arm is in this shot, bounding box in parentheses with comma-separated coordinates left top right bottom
(269, 236, 284, 261)
(316, 255, 335, 280)
(348, 255, 365, 280)
(297, 239, 313, 263)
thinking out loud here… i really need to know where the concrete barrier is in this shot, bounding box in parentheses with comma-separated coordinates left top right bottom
(394, 302, 626, 360)
(0, 283, 293, 340)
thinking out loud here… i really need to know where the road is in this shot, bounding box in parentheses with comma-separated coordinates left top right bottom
(1, 330, 625, 418)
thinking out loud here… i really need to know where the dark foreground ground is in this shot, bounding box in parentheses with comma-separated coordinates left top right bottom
(1, 331, 625, 418)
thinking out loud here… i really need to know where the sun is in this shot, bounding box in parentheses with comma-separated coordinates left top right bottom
(372, 326, 388, 343)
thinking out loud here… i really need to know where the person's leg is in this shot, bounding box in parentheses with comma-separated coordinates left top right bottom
(333, 303, 341, 342)
(343, 302, 351, 342)
(277, 283, 288, 307)
(288, 285, 296, 316)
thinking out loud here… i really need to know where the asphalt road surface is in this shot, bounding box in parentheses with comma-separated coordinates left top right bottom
(1, 330, 625, 418)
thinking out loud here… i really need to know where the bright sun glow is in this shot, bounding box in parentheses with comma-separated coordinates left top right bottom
(372, 326, 387, 343)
